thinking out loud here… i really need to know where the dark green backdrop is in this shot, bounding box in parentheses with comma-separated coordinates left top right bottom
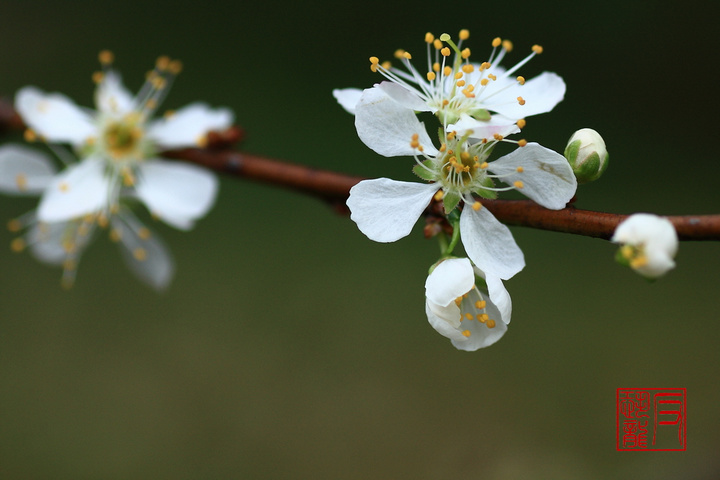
(1, 1, 718, 478)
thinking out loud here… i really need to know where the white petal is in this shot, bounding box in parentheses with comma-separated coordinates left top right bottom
(135, 160, 218, 230)
(332, 88, 363, 114)
(474, 267, 512, 324)
(29, 218, 96, 265)
(15, 87, 95, 146)
(450, 296, 508, 352)
(146, 103, 234, 149)
(485, 72, 566, 119)
(376, 81, 432, 112)
(112, 211, 174, 291)
(347, 178, 438, 242)
(94, 71, 135, 115)
(487, 143, 577, 210)
(460, 204, 525, 280)
(425, 301, 467, 342)
(425, 257, 474, 307)
(450, 114, 520, 140)
(36, 158, 110, 222)
(354, 86, 438, 157)
(0, 144, 57, 195)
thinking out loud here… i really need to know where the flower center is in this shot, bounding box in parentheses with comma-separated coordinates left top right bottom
(103, 114, 144, 160)
(619, 244, 648, 269)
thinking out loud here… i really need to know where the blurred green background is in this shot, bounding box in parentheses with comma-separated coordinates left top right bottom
(1, 1, 718, 478)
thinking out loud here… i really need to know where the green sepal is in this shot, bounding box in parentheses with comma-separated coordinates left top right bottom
(469, 108, 491, 122)
(412, 160, 438, 181)
(563, 139, 581, 162)
(442, 190, 461, 214)
(615, 248, 631, 267)
(473, 177, 498, 199)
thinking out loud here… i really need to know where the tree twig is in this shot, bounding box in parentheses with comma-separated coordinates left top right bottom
(2, 97, 719, 241)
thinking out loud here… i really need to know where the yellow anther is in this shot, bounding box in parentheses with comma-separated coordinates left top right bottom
(462, 64, 475, 73)
(516, 119, 526, 129)
(630, 256, 649, 268)
(517, 76, 526, 85)
(98, 50, 114, 65)
(454, 71, 463, 80)
(163, 110, 176, 120)
(486, 319, 496, 328)
(465, 313, 474, 321)
(446, 131, 456, 140)
(517, 96, 526, 106)
(502, 40, 514, 52)
(10, 238, 25, 252)
(138, 227, 151, 240)
(381, 61, 391, 69)
(402, 51, 412, 60)
(109, 229, 122, 242)
(133, 247, 147, 261)
(7, 219, 22, 232)
(459, 29, 470, 40)
(492, 37, 502, 48)
(97, 214, 109, 228)
(433, 39, 443, 50)
(439, 143, 447, 152)
(156, 55, 171, 70)
(425, 32, 435, 43)
(62, 240, 75, 253)
(517, 139, 528, 147)
(440, 47, 451, 57)
(14, 174, 28, 191)
(427, 71, 436, 81)
(456, 80, 466, 87)
(59, 182, 69, 192)
(432, 62, 440, 72)
(460, 152, 471, 162)
(480, 79, 489, 86)
(475, 300, 486, 309)
(393, 49, 405, 59)
(514, 180, 524, 189)
(443, 66, 452, 76)
(479, 162, 489, 169)
(532, 45, 543, 54)
(92, 71, 104, 84)
(493, 133, 504, 141)
(480, 62, 491, 70)
(462, 293, 469, 299)
(24, 129, 37, 142)
(472, 201, 482, 211)
(433, 190, 444, 201)
(477, 314, 486, 323)
(488, 73, 497, 81)
(620, 245, 634, 260)
(369, 56, 379, 64)
(462, 330, 472, 338)
(516, 166, 525, 173)
(454, 296, 463, 306)
(168, 60, 183, 74)
(461, 48, 471, 59)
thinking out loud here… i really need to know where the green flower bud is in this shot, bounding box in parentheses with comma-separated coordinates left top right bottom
(564, 128, 609, 184)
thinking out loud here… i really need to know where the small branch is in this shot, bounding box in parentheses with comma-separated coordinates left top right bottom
(2, 97, 719, 241)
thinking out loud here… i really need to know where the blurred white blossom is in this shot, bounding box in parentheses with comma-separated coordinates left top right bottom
(612, 213, 678, 279)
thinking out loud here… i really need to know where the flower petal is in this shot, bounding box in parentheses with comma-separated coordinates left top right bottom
(0, 144, 57, 195)
(425, 257, 474, 307)
(347, 178, 438, 243)
(450, 114, 521, 140)
(474, 267, 512, 324)
(147, 102, 234, 149)
(111, 210, 174, 291)
(36, 158, 110, 222)
(450, 295, 508, 352)
(487, 142, 577, 210)
(612, 213, 678, 278)
(95, 70, 135, 115)
(425, 301, 467, 342)
(135, 160, 218, 230)
(15, 87, 95, 147)
(460, 204, 525, 280)
(485, 72, 566, 119)
(332, 88, 363, 115)
(376, 81, 432, 112)
(354, 86, 438, 157)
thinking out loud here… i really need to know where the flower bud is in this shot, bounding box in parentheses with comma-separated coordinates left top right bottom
(564, 128, 609, 183)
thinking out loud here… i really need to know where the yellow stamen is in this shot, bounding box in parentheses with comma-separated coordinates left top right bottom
(514, 181, 524, 189)
(24, 129, 37, 142)
(475, 300, 486, 309)
(440, 47, 451, 57)
(492, 37, 502, 48)
(425, 32, 435, 43)
(517, 76, 526, 85)
(133, 247, 147, 261)
(472, 201, 482, 211)
(7, 219, 22, 232)
(486, 319, 496, 328)
(98, 50, 114, 65)
(462, 330, 472, 338)
(461, 48, 471, 59)
(517, 139, 528, 147)
(502, 40, 514, 52)
(10, 238, 25, 252)
(433, 190, 444, 201)
(459, 29, 470, 40)
(517, 96, 526, 106)
(427, 71, 436, 81)
(517, 119, 526, 129)
(516, 166, 525, 173)
(532, 45, 543, 54)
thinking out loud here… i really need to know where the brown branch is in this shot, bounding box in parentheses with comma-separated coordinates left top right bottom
(2, 97, 719, 241)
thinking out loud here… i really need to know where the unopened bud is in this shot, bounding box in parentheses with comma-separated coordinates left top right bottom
(564, 128, 609, 184)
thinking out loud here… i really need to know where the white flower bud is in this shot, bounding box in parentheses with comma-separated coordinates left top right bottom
(564, 128, 609, 183)
(611, 213, 678, 279)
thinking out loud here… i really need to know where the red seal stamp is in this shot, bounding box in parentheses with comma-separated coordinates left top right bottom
(616, 388, 686, 451)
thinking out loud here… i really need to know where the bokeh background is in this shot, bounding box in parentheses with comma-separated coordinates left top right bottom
(1, 1, 718, 478)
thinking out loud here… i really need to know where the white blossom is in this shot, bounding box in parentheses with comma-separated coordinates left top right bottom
(425, 257, 511, 351)
(612, 213, 678, 278)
